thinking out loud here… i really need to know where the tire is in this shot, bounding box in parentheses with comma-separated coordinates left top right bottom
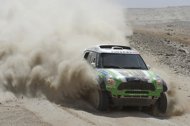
(90, 89, 109, 111)
(151, 93, 167, 115)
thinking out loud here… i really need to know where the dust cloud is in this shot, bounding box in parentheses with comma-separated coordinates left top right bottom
(151, 66, 189, 116)
(0, 0, 131, 103)
(166, 82, 189, 116)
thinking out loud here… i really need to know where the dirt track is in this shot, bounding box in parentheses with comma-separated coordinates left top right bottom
(1, 28, 190, 126)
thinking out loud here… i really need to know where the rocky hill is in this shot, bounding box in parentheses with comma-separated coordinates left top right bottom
(127, 6, 190, 25)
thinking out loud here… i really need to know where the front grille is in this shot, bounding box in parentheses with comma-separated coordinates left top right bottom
(125, 91, 149, 94)
(118, 80, 155, 91)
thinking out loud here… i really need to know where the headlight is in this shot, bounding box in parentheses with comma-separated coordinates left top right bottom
(156, 79, 168, 92)
(156, 79, 162, 85)
(107, 78, 115, 85)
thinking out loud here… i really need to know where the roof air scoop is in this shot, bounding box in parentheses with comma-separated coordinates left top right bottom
(112, 46, 123, 50)
(99, 45, 131, 50)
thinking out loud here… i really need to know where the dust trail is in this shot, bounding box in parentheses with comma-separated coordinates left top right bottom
(0, 0, 131, 103)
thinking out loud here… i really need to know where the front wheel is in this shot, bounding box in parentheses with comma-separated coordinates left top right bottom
(151, 93, 167, 115)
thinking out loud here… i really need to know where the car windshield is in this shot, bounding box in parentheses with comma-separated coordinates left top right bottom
(100, 53, 148, 70)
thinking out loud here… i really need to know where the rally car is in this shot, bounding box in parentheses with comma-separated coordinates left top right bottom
(84, 45, 168, 114)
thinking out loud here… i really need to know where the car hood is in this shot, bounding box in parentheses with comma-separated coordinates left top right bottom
(97, 69, 159, 82)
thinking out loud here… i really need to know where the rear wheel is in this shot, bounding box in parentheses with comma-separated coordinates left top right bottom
(151, 93, 167, 115)
(90, 89, 109, 111)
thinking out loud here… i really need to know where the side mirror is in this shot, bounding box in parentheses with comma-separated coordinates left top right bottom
(91, 62, 96, 68)
(147, 65, 151, 70)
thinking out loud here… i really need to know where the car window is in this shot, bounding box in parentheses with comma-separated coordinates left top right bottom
(84, 52, 89, 60)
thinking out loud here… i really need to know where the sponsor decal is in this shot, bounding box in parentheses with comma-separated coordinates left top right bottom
(111, 50, 139, 54)
(97, 69, 158, 83)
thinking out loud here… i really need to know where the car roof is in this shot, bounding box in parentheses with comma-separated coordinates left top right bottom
(85, 44, 139, 54)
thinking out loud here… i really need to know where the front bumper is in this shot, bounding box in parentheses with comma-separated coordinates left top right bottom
(106, 80, 163, 98)
(112, 96, 158, 106)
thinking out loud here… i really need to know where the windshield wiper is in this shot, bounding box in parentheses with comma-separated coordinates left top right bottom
(103, 65, 123, 69)
(122, 66, 142, 69)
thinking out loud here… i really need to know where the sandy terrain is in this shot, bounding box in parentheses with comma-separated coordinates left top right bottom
(0, 101, 50, 126)
(0, 5, 190, 126)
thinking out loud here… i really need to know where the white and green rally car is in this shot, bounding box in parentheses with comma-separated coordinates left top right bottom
(84, 45, 168, 114)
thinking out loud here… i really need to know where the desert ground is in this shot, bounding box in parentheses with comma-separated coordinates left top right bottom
(1, 6, 190, 126)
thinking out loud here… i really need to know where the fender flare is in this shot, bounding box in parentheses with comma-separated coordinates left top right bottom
(98, 78, 107, 90)
(162, 80, 168, 92)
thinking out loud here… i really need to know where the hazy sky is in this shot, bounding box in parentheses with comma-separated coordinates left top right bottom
(118, 0, 190, 8)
